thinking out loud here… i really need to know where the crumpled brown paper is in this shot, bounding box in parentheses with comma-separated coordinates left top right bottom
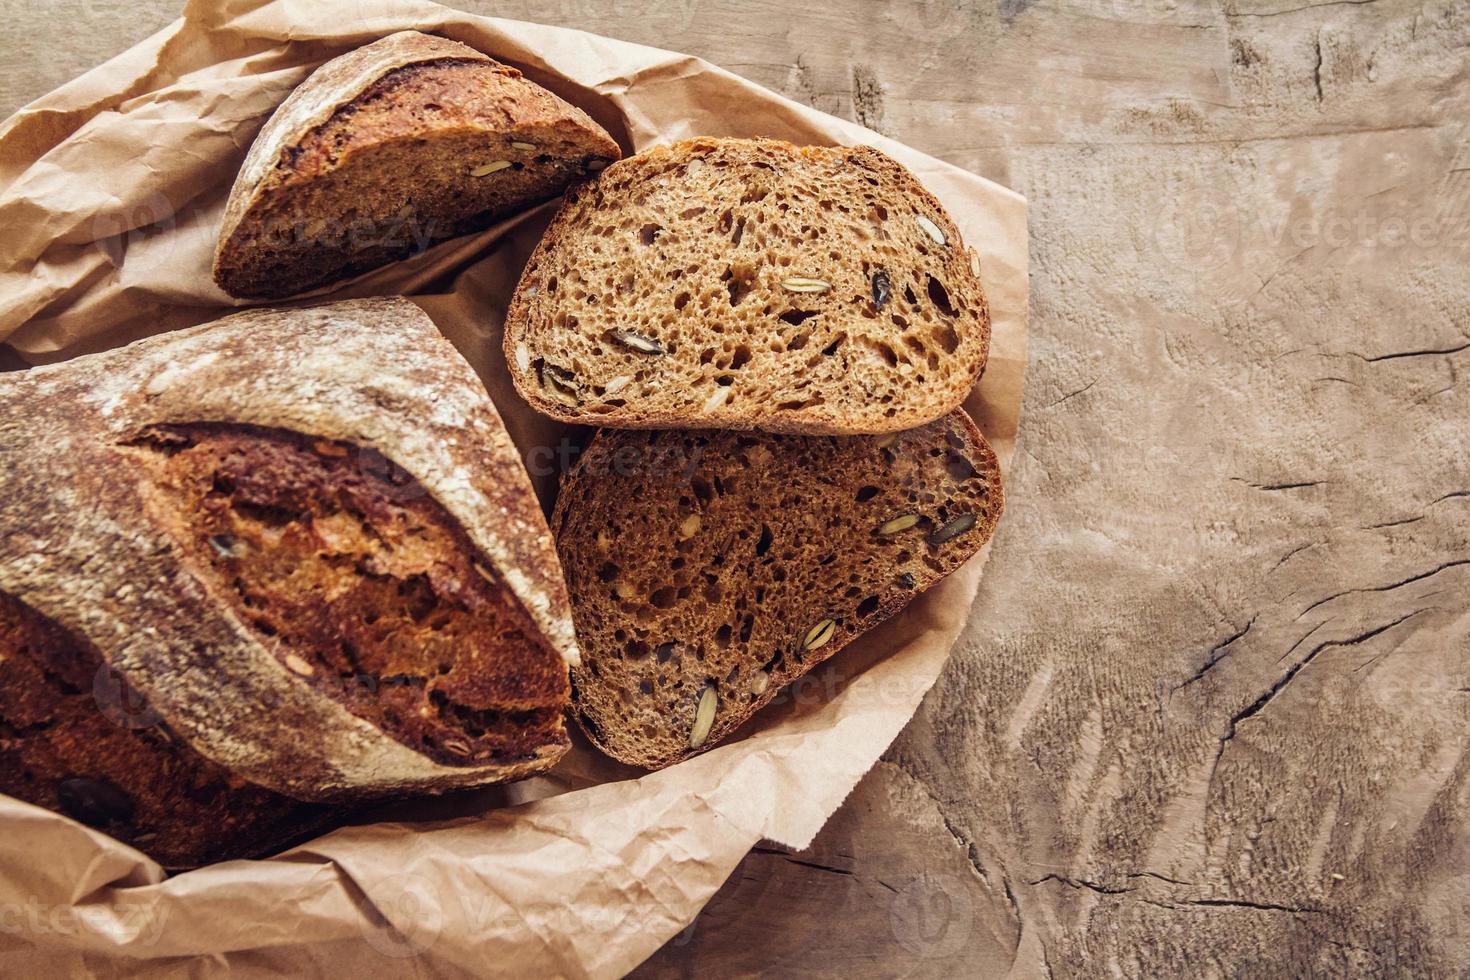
(0, 0, 1028, 975)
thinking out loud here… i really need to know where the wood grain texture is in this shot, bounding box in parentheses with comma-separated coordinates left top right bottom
(3, 0, 1467, 975)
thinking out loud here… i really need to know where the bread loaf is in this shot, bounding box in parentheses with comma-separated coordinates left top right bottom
(214, 31, 621, 299)
(552, 410, 1003, 768)
(504, 138, 991, 434)
(0, 590, 334, 868)
(0, 298, 578, 802)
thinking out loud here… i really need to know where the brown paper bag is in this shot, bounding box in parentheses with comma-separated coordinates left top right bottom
(0, 0, 1028, 974)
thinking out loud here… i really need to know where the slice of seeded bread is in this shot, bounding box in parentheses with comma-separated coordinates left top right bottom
(214, 31, 621, 300)
(504, 138, 991, 435)
(552, 410, 1003, 768)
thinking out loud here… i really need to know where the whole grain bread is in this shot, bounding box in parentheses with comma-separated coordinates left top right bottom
(0, 589, 336, 868)
(214, 31, 621, 300)
(0, 297, 579, 801)
(552, 410, 1003, 768)
(504, 138, 991, 434)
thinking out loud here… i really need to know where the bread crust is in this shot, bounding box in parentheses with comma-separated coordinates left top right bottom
(218, 32, 492, 263)
(213, 31, 621, 299)
(0, 298, 579, 799)
(503, 138, 991, 434)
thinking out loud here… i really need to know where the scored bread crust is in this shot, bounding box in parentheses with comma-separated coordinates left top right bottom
(553, 410, 1004, 769)
(504, 138, 992, 435)
(213, 31, 621, 299)
(0, 298, 579, 800)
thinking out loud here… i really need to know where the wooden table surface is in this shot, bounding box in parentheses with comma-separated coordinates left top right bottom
(5, 0, 1468, 975)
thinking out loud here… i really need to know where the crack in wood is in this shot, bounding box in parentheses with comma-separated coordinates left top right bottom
(781, 856, 854, 877)
(1046, 377, 1098, 409)
(1173, 615, 1257, 692)
(1002, 876, 1022, 920)
(1356, 341, 1470, 363)
(1127, 870, 1194, 886)
(1231, 478, 1324, 491)
(1320, 934, 1375, 955)
(1202, 609, 1429, 806)
(1229, 0, 1379, 18)
(1270, 542, 1317, 573)
(1184, 897, 1326, 914)
(751, 845, 856, 878)
(1028, 875, 1318, 917)
(888, 759, 997, 888)
(999, 874, 1026, 960)
(1313, 34, 1325, 103)
(1251, 247, 1317, 300)
(1278, 619, 1328, 662)
(1299, 558, 1470, 616)
(1029, 874, 1132, 895)
(936, 809, 992, 884)
(1415, 382, 1459, 403)
(1230, 608, 1428, 734)
(1362, 514, 1424, 530)
(1141, 895, 1326, 915)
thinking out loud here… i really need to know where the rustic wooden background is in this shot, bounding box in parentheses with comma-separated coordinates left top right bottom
(4, 0, 1467, 975)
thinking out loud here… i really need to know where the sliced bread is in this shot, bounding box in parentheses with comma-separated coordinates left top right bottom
(505, 138, 991, 434)
(552, 410, 1003, 768)
(214, 31, 621, 299)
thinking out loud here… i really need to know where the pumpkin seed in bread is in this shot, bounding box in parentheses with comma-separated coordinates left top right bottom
(552, 410, 1003, 768)
(505, 138, 991, 434)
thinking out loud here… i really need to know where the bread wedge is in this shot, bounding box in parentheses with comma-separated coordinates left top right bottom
(214, 31, 621, 299)
(552, 410, 1003, 768)
(0, 298, 578, 801)
(505, 138, 991, 434)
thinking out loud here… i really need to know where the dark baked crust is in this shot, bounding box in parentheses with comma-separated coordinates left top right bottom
(0, 298, 578, 800)
(213, 33, 621, 299)
(554, 410, 1003, 768)
(0, 590, 334, 869)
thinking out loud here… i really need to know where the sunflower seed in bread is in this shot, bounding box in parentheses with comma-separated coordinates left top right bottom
(689, 685, 718, 748)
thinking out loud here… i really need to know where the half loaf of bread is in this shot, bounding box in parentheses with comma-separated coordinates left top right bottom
(214, 31, 621, 299)
(505, 138, 991, 434)
(552, 410, 1003, 768)
(0, 298, 578, 804)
